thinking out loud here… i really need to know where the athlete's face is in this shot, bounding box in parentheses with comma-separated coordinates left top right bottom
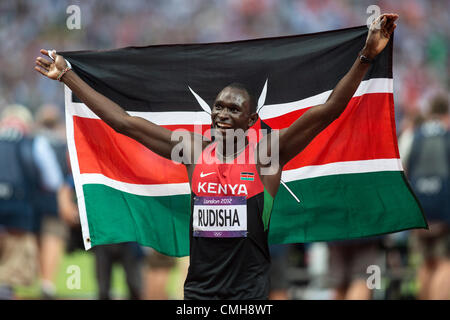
(211, 87, 257, 136)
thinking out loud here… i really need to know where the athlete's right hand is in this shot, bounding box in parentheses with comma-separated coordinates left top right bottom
(34, 49, 68, 80)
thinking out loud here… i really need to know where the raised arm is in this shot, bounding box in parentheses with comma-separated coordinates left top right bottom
(34, 49, 187, 161)
(278, 13, 398, 167)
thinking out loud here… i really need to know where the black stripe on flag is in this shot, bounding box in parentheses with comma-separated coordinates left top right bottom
(61, 26, 392, 113)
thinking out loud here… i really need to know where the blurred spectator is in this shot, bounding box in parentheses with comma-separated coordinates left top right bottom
(93, 242, 144, 300)
(35, 104, 69, 175)
(405, 94, 450, 299)
(0, 104, 61, 299)
(57, 173, 83, 253)
(142, 248, 177, 300)
(398, 113, 424, 171)
(327, 238, 383, 300)
(34, 103, 67, 299)
(269, 244, 291, 300)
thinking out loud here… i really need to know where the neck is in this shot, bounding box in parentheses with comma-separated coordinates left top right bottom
(216, 136, 249, 159)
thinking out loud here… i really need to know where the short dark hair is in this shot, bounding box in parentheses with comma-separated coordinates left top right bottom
(224, 82, 257, 114)
(429, 95, 449, 116)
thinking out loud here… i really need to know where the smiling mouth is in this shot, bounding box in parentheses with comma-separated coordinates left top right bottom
(215, 122, 232, 129)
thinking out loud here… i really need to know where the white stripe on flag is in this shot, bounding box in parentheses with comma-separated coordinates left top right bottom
(68, 78, 392, 124)
(80, 173, 190, 196)
(282, 158, 403, 182)
(69, 104, 212, 125)
(77, 158, 403, 197)
(258, 78, 393, 119)
(65, 85, 92, 250)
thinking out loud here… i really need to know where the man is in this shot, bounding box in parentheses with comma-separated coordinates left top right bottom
(35, 104, 68, 299)
(142, 248, 178, 300)
(405, 95, 450, 299)
(35, 13, 398, 299)
(327, 237, 382, 300)
(93, 242, 143, 300)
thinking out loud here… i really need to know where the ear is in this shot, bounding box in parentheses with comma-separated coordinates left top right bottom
(248, 112, 259, 127)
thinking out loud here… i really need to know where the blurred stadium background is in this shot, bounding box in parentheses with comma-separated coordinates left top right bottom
(0, 0, 448, 300)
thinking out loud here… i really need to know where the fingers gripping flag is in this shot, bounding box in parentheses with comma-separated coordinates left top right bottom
(61, 26, 427, 256)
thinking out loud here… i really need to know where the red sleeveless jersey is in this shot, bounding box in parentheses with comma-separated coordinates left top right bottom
(184, 142, 274, 300)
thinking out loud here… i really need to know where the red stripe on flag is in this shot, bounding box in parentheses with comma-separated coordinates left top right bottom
(263, 93, 398, 170)
(73, 93, 398, 184)
(74, 120, 210, 184)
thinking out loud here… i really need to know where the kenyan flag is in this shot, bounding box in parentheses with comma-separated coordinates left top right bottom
(61, 26, 427, 256)
(240, 172, 255, 181)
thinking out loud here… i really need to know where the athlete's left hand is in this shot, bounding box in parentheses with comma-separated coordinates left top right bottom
(362, 13, 398, 59)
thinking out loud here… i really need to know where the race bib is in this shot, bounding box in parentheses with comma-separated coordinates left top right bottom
(193, 196, 247, 238)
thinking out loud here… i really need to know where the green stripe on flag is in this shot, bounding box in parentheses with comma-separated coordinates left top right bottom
(81, 171, 426, 257)
(269, 170, 427, 244)
(83, 184, 191, 257)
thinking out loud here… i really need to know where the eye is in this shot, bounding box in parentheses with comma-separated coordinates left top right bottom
(214, 104, 222, 111)
(231, 108, 239, 113)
